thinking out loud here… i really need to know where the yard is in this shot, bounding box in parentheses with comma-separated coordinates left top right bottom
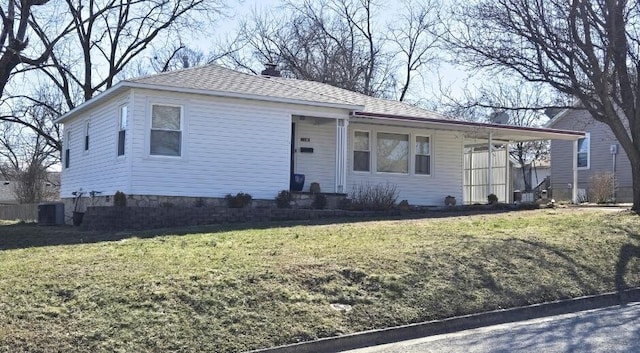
(0, 208, 639, 352)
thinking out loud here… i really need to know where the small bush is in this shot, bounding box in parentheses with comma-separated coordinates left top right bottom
(487, 193, 498, 205)
(397, 200, 410, 211)
(114, 191, 127, 207)
(588, 172, 616, 203)
(348, 183, 398, 211)
(275, 190, 292, 208)
(312, 193, 327, 209)
(194, 198, 206, 208)
(225, 192, 253, 208)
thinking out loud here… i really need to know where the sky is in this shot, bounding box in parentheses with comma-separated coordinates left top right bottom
(188, 0, 472, 107)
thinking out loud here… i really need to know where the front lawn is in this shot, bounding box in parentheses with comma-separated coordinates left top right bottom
(0, 208, 638, 352)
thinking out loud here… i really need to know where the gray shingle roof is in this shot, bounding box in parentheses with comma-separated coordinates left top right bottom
(129, 64, 444, 118)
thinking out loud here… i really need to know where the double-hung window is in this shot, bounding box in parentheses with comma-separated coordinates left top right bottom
(118, 106, 127, 156)
(415, 136, 431, 175)
(84, 121, 90, 151)
(64, 130, 71, 169)
(577, 132, 590, 169)
(377, 132, 409, 173)
(353, 131, 370, 172)
(150, 104, 182, 156)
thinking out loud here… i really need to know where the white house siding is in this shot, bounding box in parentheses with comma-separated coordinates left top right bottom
(128, 89, 350, 200)
(346, 122, 464, 206)
(60, 91, 131, 199)
(550, 110, 633, 202)
(293, 116, 336, 193)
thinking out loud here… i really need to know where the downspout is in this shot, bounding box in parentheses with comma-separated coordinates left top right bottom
(487, 131, 493, 198)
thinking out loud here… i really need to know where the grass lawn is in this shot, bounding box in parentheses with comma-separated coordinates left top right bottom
(0, 208, 639, 352)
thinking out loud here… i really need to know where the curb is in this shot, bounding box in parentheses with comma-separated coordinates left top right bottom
(247, 288, 640, 353)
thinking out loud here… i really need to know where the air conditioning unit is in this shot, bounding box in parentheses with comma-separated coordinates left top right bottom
(38, 202, 65, 226)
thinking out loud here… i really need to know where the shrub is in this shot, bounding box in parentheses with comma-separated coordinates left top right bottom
(225, 192, 253, 208)
(275, 190, 292, 208)
(397, 200, 410, 211)
(487, 193, 498, 205)
(312, 193, 327, 209)
(588, 172, 616, 203)
(114, 191, 127, 207)
(348, 183, 398, 211)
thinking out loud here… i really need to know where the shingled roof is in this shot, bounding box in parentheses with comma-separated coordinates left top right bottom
(129, 64, 443, 119)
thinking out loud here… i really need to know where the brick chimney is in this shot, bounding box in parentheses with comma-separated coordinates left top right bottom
(261, 63, 281, 77)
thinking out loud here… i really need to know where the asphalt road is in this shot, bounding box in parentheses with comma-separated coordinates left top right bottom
(342, 303, 640, 353)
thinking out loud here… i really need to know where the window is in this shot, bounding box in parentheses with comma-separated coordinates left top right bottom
(377, 132, 408, 173)
(353, 131, 370, 171)
(84, 121, 90, 151)
(150, 104, 182, 156)
(65, 130, 71, 169)
(577, 132, 590, 169)
(415, 136, 431, 175)
(118, 105, 127, 156)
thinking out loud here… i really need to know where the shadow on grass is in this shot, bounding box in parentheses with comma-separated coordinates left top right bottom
(615, 226, 640, 291)
(0, 208, 521, 251)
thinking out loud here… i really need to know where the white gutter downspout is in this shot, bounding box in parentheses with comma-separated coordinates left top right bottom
(487, 131, 493, 198)
(572, 139, 579, 204)
(505, 142, 511, 203)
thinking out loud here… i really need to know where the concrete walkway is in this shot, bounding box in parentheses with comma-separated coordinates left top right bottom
(341, 303, 640, 353)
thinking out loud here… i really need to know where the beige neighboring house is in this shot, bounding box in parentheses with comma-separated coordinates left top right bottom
(511, 159, 551, 193)
(0, 180, 18, 204)
(547, 109, 632, 202)
(0, 173, 60, 205)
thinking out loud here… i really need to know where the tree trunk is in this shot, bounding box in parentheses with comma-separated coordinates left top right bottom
(632, 157, 640, 212)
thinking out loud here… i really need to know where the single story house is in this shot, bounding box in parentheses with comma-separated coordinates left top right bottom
(547, 109, 632, 202)
(55, 64, 585, 216)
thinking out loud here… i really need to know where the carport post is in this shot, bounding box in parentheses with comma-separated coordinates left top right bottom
(487, 132, 493, 197)
(572, 139, 579, 204)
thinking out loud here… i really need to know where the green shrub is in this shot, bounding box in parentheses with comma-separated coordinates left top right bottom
(348, 183, 398, 211)
(487, 193, 498, 205)
(114, 191, 127, 207)
(225, 192, 253, 208)
(275, 190, 292, 208)
(312, 193, 327, 209)
(397, 200, 410, 211)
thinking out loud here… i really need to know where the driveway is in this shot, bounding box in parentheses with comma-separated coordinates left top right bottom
(341, 303, 640, 353)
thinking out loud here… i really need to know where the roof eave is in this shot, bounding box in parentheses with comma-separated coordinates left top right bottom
(55, 81, 364, 124)
(353, 111, 585, 141)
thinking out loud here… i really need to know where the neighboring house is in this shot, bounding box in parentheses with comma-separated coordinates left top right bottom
(511, 159, 551, 193)
(0, 181, 18, 205)
(0, 174, 60, 205)
(55, 64, 584, 216)
(547, 109, 632, 202)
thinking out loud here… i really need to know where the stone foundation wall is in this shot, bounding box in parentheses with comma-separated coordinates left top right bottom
(80, 206, 395, 232)
(63, 193, 347, 225)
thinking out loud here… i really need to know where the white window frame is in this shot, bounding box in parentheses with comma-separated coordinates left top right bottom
(577, 132, 590, 170)
(376, 131, 409, 174)
(149, 103, 183, 157)
(117, 105, 127, 157)
(64, 129, 71, 169)
(353, 130, 371, 173)
(414, 134, 432, 176)
(84, 120, 90, 152)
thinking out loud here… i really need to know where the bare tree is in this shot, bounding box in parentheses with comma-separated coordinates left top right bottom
(387, 0, 442, 101)
(0, 1, 77, 96)
(449, 0, 640, 211)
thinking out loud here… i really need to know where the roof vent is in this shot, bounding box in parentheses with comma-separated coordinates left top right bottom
(261, 63, 281, 77)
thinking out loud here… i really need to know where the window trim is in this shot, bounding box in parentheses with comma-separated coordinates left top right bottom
(117, 105, 127, 157)
(577, 132, 590, 170)
(84, 120, 90, 152)
(376, 131, 410, 174)
(414, 134, 432, 176)
(149, 103, 183, 158)
(64, 130, 71, 169)
(352, 130, 371, 173)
